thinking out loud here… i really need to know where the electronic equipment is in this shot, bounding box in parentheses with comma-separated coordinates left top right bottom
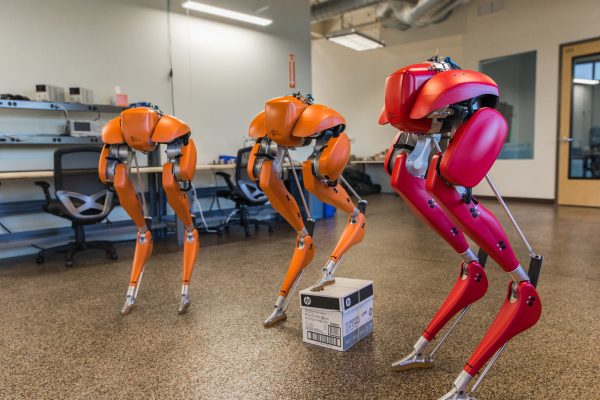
(67, 87, 93, 104)
(35, 84, 65, 102)
(68, 120, 102, 137)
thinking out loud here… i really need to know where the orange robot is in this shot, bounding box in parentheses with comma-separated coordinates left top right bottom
(98, 105, 199, 315)
(248, 92, 368, 327)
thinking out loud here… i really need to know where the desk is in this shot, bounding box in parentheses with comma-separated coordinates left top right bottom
(0, 164, 236, 181)
(350, 159, 384, 174)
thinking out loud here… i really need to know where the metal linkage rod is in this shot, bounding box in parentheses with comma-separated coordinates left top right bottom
(284, 149, 312, 220)
(132, 151, 149, 217)
(339, 175, 362, 202)
(471, 343, 508, 392)
(429, 305, 471, 358)
(485, 175, 536, 257)
(283, 269, 305, 313)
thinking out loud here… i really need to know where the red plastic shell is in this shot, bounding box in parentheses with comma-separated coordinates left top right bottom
(426, 154, 520, 273)
(464, 281, 541, 375)
(411, 70, 499, 119)
(440, 108, 507, 188)
(389, 152, 469, 254)
(380, 63, 435, 133)
(423, 261, 488, 341)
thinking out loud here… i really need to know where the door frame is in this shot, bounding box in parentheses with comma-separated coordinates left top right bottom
(557, 36, 600, 206)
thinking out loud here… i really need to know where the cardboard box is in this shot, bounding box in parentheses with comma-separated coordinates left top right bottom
(300, 277, 373, 351)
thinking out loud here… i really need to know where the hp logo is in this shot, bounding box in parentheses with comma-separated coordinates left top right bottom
(303, 296, 312, 306)
(345, 297, 352, 308)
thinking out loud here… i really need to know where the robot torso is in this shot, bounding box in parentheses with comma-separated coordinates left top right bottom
(249, 95, 346, 148)
(379, 62, 500, 134)
(102, 107, 191, 152)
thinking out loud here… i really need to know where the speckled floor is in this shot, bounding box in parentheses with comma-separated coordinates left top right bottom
(1, 194, 599, 400)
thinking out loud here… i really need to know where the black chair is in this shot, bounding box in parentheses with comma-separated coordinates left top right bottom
(34, 147, 117, 267)
(215, 147, 273, 237)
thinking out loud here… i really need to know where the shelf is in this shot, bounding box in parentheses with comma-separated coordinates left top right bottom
(0, 134, 102, 146)
(0, 99, 124, 113)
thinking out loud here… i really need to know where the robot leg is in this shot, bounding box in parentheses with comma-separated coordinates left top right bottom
(386, 141, 486, 370)
(254, 156, 315, 327)
(300, 133, 366, 291)
(111, 162, 153, 315)
(428, 177, 542, 398)
(162, 157, 199, 314)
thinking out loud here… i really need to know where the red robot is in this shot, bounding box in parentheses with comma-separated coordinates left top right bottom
(379, 57, 543, 399)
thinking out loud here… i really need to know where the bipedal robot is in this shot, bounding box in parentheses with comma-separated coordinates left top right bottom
(99, 104, 199, 315)
(379, 57, 543, 399)
(248, 57, 367, 327)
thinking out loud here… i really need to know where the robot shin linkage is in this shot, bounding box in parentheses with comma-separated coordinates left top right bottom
(380, 60, 543, 399)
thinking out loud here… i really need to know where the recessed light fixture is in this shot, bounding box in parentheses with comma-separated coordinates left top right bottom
(573, 78, 600, 85)
(327, 29, 385, 52)
(182, 1, 273, 26)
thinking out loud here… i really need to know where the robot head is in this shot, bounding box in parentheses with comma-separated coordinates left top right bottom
(379, 57, 500, 133)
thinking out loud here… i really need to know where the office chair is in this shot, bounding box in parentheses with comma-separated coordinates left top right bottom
(34, 146, 117, 267)
(215, 147, 273, 237)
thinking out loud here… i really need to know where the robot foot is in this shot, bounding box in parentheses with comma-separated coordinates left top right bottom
(264, 306, 287, 327)
(311, 259, 339, 291)
(311, 274, 335, 291)
(437, 389, 476, 400)
(120, 285, 138, 315)
(437, 371, 475, 400)
(178, 284, 191, 315)
(391, 349, 433, 371)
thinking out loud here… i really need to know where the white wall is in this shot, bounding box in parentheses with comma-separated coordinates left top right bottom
(168, 0, 312, 163)
(0, 0, 311, 259)
(312, 0, 600, 199)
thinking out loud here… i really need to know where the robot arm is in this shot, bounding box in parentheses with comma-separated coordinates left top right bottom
(248, 138, 315, 327)
(301, 131, 367, 291)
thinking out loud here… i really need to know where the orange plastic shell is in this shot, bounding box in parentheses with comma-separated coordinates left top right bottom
(278, 235, 315, 297)
(329, 212, 366, 261)
(178, 139, 197, 181)
(259, 160, 305, 232)
(98, 145, 110, 183)
(152, 115, 191, 143)
(162, 163, 194, 227)
(182, 229, 199, 284)
(302, 160, 355, 214)
(101, 117, 124, 144)
(121, 107, 160, 152)
(317, 132, 350, 181)
(249, 111, 267, 139)
(113, 164, 146, 229)
(292, 104, 345, 138)
(247, 142, 261, 181)
(264, 96, 307, 147)
(129, 230, 153, 285)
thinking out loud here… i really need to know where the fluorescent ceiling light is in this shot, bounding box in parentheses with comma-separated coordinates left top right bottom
(573, 78, 600, 85)
(182, 1, 272, 26)
(327, 30, 384, 52)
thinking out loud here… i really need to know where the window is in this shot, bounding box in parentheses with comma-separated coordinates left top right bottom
(569, 54, 600, 179)
(480, 51, 537, 159)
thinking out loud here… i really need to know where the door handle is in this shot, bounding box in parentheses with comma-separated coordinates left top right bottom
(559, 137, 574, 142)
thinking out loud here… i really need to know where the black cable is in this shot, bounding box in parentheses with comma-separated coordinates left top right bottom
(166, 0, 176, 115)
